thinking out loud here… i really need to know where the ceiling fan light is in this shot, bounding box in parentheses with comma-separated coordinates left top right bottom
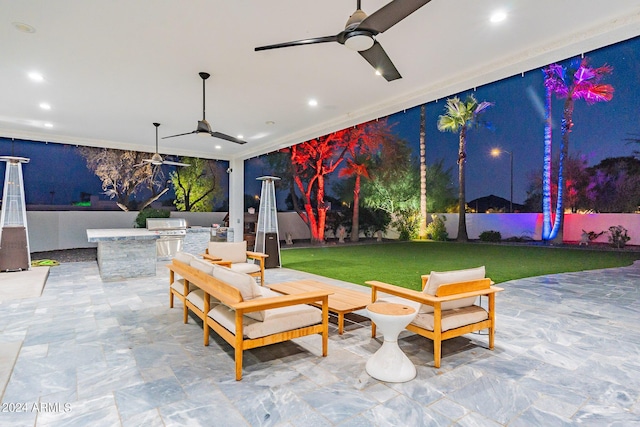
(344, 32, 374, 51)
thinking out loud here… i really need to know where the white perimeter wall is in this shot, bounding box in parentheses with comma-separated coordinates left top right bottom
(436, 213, 640, 245)
(22, 211, 639, 252)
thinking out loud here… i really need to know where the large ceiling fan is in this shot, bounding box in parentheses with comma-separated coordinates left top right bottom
(255, 0, 432, 82)
(141, 123, 190, 167)
(162, 72, 247, 144)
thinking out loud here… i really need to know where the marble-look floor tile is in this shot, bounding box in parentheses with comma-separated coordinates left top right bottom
(1, 258, 639, 426)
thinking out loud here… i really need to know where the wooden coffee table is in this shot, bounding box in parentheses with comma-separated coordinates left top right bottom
(268, 279, 370, 335)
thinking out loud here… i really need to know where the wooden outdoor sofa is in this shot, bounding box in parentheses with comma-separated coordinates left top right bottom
(167, 252, 330, 380)
(367, 266, 503, 368)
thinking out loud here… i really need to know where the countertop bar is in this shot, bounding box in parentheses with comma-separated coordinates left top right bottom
(87, 228, 160, 242)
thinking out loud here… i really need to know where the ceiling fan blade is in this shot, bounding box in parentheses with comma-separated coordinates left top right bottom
(359, 41, 401, 81)
(255, 35, 338, 51)
(358, 0, 432, 34)
(211, 131, 248, 145)
(163, 160, 190, 167)
(161, 130, 197, 139)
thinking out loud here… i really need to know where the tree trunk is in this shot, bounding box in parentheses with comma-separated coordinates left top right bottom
(419, 103, 427, 239)
(542, 86, 553, 240)
(551, 98, 574, 244)
(457, 128, 468, 242)
(351, 174, 361, 242)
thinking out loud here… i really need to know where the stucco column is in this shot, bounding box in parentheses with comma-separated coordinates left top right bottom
(227, 157, 244, 242)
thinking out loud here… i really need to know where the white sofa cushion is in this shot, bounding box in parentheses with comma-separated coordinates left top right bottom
(171, 279, 196, 297)
(420, 266, 485, 313)
(208, 241, 247, 264)
(212, 265, 261, 301)
(208, 302, 322, 339)
(190, 258, 215, 275)
(411, 305, 488, 332)
(186, 289, 220, 314)
(174, 251, 196, 265)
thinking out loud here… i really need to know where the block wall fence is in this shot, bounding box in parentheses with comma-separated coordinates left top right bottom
(22, 211, 640, 252)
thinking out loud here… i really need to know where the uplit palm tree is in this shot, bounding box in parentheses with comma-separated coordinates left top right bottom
(542, 58, 614, 242)
(437, 95, 493, 241)
(419, 104, 427, 239)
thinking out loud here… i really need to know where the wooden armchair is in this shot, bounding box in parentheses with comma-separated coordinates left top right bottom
(366, 267, 503, 368)
(202, 241, 268, 285)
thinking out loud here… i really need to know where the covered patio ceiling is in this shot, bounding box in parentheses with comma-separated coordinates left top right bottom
(1, 1, 639, 162)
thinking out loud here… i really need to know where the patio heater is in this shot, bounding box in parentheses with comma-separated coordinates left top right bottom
(0, 156, 31, 271)
(254, 176, 281, 268)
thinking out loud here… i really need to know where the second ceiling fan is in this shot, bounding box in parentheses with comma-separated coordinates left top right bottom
(163, 72, 247, 144)
(255, 0, 432, 82)
(142, 122, 190, 167)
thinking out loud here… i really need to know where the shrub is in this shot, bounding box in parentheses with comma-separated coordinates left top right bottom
(392, 209, 421, 241)
(134, 208, 170, 228)
(608, 225, 631, 248)
(479, 230, 502, 242)
(425, 214, 448, 241)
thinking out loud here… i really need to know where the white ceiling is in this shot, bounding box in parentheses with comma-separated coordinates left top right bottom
(1, 0, 639, 162)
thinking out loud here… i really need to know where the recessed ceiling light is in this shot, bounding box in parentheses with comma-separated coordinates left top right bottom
(308, 99, 318, 107)
(12, 22, 36, 33)
(43, 123, 53, 128)
(28, 72, 44, 82)
(39, 103, 51, 110)
(490, 10, 507, 23)
(265, 120, 275, 125)
(375, 70, 382, 76)
(215, 145, 222, 150)
(237, 134, 244, 139)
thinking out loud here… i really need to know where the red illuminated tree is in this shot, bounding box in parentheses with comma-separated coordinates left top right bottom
(286, 122, 388, 244)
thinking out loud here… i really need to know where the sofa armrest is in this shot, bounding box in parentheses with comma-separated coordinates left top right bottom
(246, 251, 268, 260)
(366, 280, 503, 307)
(201, 253, 222, 262)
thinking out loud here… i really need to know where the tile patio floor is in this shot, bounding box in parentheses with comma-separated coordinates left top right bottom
(1, 258, 640, 426)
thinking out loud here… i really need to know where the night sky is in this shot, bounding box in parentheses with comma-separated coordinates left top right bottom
(2, 35, 639, 209)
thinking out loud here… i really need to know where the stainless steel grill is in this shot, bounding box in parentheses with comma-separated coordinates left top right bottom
(146, 218, 187, 258)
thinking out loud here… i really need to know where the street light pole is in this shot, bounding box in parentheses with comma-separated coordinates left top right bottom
(490, 148, 513, 213)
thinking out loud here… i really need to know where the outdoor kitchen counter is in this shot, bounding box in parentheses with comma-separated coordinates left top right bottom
(87, 228, 160, 281)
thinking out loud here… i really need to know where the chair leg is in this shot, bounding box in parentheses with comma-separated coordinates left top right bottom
(434, 339, 441, 368)
(371, 322, 377, 338)
(169, 291, 174, 308)
(204, 322, 210, 346)
(183, 305, 188, 324)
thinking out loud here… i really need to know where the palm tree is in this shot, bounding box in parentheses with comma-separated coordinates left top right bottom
(542, 58, 614, 242)
(419, 104, 427, 239)
(437, 95, 493, 241)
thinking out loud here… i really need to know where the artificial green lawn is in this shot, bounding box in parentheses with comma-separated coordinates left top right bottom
(280, 241, 640, 290)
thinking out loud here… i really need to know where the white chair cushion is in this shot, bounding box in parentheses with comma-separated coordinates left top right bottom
(411, 305, 488, 332)
(420, 266, 485, 313)
(230, 263, 261, 275)
(208, 303, 322, 339)
(211, 265, 261, 301)
(243, 287, 283, 322)
(208, 241, 247, 264)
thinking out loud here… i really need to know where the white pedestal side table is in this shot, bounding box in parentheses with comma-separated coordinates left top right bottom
(366, 302, 417, 382)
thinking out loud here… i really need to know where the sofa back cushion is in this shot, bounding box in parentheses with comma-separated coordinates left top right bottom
(208, 241, 247, 264)
(212, 265, 260, 302)
(190, 257, 214, 275)
(174, 251, 196, 265)
(421, 266, 485, 312)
